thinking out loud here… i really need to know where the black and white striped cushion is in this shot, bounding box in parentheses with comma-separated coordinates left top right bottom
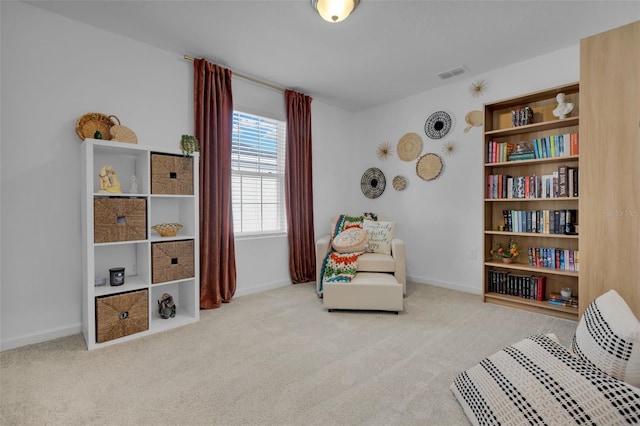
(572, 289, 640, 387)
(451, 334, 640, 425)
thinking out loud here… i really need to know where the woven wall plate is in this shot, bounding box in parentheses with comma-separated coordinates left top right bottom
(76, 113, 118, 141)
(416, 153, 444, 181)
(361, 167, 386, 199)
(392, 175, 407, 191)
(424, 111, 452, 139)
(397, 132, 423, 161)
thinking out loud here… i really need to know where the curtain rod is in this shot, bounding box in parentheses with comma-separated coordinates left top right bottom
(184, 54, 285, 94)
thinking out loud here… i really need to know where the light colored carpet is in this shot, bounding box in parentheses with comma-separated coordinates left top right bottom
(1, 282, 577, 425)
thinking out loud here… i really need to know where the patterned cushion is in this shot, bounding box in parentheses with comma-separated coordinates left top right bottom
(451, 334, 640, 425)
(571, 289, 640, 386)
(363, 220, 395, 255)
(332, 228, 368, 254)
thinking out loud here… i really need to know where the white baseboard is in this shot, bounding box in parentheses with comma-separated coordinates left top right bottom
(234, 279, 292, 297)
(408, 274, 483, 295)
(1, 324, 81, 352)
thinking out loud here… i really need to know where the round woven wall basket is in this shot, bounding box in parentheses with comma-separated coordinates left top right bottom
(397, 132, 423, 161)
(76, 113, 119, 141)
(392, 175, 407, 191)
(360, 167, 386, 199)
(416, 153, 444, 181)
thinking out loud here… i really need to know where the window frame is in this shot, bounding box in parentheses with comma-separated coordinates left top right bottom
(231, 110, 287, 238)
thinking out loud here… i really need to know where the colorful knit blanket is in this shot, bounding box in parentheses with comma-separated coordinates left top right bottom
(318, 213, 377, 295)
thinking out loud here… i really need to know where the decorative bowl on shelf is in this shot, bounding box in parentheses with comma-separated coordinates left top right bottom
(151, 223, 183, 237)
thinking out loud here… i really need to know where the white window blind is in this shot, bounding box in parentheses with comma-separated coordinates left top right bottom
(231, 111, 287, 235)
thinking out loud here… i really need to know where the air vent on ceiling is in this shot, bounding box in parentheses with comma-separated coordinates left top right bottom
(437, 66, 467, 80)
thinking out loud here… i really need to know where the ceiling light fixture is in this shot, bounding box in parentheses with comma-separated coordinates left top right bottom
(312, 0, 360, 23)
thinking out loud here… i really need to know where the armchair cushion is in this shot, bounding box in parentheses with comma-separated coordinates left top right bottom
(363, 219, 395, 255)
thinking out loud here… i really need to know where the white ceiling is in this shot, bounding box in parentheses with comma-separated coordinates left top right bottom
(25, 1, 639, 112)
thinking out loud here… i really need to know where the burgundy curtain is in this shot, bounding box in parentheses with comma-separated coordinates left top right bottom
(285, 90, 316, 283)
(194, 58, 236, 308)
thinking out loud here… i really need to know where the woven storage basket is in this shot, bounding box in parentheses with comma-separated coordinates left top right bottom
(151, 223, 183, 237)
(94, 198, 147, 243)
(151, 240, 195, 284)
(76, 113, 118, 141)
(151, 154, 193, 195)
(95, 289, 148, 343)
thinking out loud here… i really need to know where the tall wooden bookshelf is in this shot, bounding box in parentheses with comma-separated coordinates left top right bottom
(482, 82, 580, 321)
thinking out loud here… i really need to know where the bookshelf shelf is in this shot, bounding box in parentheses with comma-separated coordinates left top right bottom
(485, 117, 579, 138)
(483, 260, 579, 277)
(485, 231, 578, 240)
(484, 293, 578, 320)
(482, 83, 580, 321)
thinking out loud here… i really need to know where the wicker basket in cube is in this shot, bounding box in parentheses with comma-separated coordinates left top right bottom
(151, 154, 193, 195)
(95, 289, 148, 343)
(94, 198, 147, 243)
(151, 240, 195, 284)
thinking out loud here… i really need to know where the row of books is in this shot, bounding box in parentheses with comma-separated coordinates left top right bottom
(501, 209, 578, 235)
(487, 165, 578, 199)
(488, 270, 546, 301)
(486, 132, 579, 163)
(527, 247, 579, 271)
(548, 292, 578, 308)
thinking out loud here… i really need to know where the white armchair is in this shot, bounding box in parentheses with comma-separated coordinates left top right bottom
(315, 216, 406, 313)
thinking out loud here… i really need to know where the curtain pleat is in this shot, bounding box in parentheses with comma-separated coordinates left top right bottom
(285, 90, 316, 283)
(194, 59, 236, 308)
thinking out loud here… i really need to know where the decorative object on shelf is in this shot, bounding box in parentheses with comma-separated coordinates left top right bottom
(416, 153, 444, 181)
(511, 106, 533, 127)
(560, 287, 572, 298)
(180, 134, 199, 157)
(151, 223, 183, 237)
(360, 167, 386, 199)
(397, 132, 423, 161)
(376, 142, 393, 161)
(129, 175, 138, 194)
(76, 112, 119, 141)
(392, 175, 407, 191)
(94, 277, 107, 287)
(94, 130, 103, 139)
(470, 79, 488, 97)
(491, 240, 519, 262)
(109, 116, 138, 144)
(109, 267, 125, 286)
(97, 165, 122, 194)
(158, 293, 176, 319)
(424, 111, 452, 140)
(442, 142, 457, 157)
(552, 92, 574, 119)
(464, 110, 483, 132)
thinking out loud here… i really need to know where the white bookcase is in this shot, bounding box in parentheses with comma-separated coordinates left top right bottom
(81, 139, 199, 349)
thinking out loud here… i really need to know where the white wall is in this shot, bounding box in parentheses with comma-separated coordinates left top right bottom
(0, 1, 582, 350)
(351, 46, 580, 294)
(0, 2, 354, 350)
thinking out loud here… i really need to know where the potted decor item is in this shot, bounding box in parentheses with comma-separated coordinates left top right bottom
(180, 134, 199, 157)
(491, 240, 519, 264)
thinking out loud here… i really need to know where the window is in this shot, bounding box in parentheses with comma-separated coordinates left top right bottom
(231, 111, 287, 235)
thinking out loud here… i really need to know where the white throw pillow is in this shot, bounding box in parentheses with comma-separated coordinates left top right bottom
(332, 228, 368, 254)
(363, 220, 395, 255)
(571, 289, 640, 386)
